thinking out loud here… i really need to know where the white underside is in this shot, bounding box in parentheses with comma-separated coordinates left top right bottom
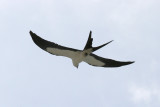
(46, 47, 105, 67)
(84, 55, 105, 66)
(46, 47, 82, 67)
(46, 47, 77, 58)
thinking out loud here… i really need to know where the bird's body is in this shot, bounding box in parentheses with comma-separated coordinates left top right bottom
(29, 31, 134, 68)
(46, 47, 92, 68)
(72, 49, 93, 68)
(71, 51, 85, 68)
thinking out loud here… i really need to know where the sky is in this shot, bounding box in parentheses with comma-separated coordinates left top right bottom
(0, 0, 160, 107)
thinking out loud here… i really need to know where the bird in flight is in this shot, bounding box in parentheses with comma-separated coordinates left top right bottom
(30, 31, 134, 68)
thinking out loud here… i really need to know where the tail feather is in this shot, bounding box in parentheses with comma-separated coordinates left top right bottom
(83, 31, 113, 52)
(92, 40, 113, 52)
(83, 31, 93, 50)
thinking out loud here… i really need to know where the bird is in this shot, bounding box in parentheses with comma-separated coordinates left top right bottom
(29, 31, 134, 68)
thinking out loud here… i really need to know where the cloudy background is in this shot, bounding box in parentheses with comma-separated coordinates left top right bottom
(0, 0, 160, 107)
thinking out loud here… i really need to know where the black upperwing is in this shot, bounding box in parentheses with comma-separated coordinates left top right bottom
(84, 53, 134, 67)
(29, 31, 80, 58)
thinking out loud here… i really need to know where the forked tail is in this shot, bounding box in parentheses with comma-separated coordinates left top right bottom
(83, 31, 113, 52)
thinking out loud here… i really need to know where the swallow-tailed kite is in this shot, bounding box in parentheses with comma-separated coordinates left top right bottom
(30, 31, 134, 68)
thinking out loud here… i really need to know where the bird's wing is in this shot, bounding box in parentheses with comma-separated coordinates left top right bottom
(83, 53, 134, 67)
(30, 31, 80, 59)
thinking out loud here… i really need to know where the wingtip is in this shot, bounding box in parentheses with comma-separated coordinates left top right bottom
(29, 30, 33, 34)
(124, 61, 135, 66)
(130, 61, 135, 64)
(29, 31, 37, 37)
(29, 31, 39, 40)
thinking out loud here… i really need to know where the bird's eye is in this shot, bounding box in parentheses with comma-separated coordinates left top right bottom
(84, 53, 88, 56)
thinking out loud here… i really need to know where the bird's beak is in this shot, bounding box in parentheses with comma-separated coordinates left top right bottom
(76, 65, 79, 68)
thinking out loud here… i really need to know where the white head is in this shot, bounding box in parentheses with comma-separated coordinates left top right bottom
(73, 63, 79, 68)
(72, 50, 90, 68)
(72, 56, 81, 68)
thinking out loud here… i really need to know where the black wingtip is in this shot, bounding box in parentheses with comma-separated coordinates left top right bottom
(29, 31, 49, 50)
(103, 60, 135, 67)
(118, 61, 135, 67)
(29, 30, 34, 37)
(29, 30, 38, 40)
(129, 61, 135, 64)
(29, 30, 33, 34)
(125, 61, 135, 65)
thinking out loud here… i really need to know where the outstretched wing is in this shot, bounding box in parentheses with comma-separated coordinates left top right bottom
(84, 53, 134, 67)
(29, 31, 80, 58)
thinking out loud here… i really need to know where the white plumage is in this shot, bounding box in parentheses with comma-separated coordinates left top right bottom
(30, 31, 134, 68)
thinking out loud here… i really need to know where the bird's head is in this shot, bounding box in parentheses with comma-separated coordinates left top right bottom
(73, 63, 79, 69)
(75, 64, 79, 68)
(76, 65, 79, 68)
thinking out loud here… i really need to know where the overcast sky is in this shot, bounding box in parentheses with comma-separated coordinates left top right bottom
(0, 0, 160, 107)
